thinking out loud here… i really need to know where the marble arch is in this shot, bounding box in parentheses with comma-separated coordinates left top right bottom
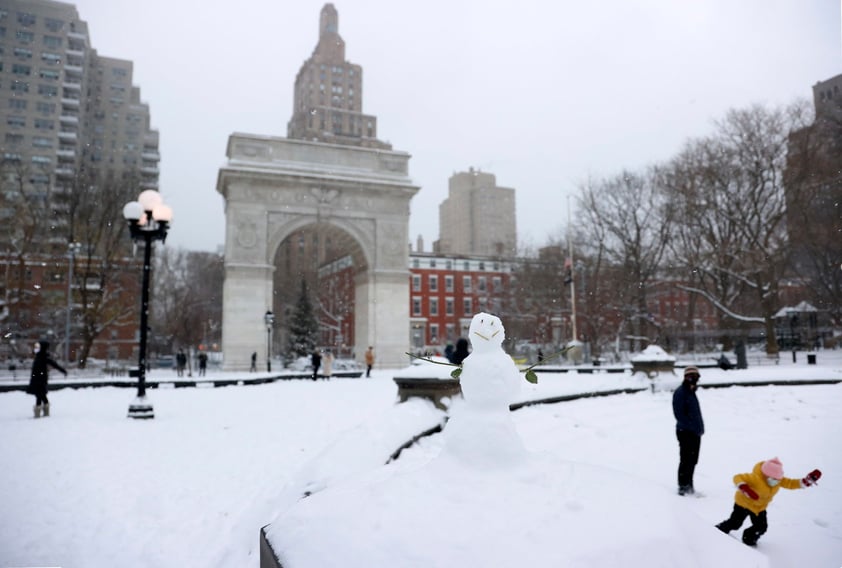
(216, 133, 419, 371)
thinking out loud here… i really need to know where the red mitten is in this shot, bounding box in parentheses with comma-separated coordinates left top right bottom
(801, 469, 822, 487)
(738, 483, 759, 500)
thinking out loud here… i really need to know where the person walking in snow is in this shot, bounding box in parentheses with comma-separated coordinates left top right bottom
(197, 352, 208, 376)
(322, 350, 334, 379)
(672, 366, 704, 495)
(311, 350, 322, 381)
(250, 351, 257, 372)
(364, 346, 375, 377)
(27, 340, 67, 418)
(716, 457, 821, 546)
(176, 349, 187, 377)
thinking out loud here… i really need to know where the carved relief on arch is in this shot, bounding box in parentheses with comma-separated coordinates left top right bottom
(228, 212, 266, 264)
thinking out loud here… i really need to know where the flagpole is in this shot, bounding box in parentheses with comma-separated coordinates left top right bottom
(568, 196, 577, 341)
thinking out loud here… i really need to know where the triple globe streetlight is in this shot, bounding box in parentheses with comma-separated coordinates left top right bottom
(122, 189, 172, 420)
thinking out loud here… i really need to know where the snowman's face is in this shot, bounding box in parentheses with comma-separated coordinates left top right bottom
(468, 312, 505, 351)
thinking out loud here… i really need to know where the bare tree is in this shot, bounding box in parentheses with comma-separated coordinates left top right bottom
(577, 168, 675, 350)
(152, 247, 224, 355)
(664, 103, 812, 355)
(68, 170, 142, 366)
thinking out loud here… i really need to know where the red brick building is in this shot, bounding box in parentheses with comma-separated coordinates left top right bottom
(1, 252, 141, 366)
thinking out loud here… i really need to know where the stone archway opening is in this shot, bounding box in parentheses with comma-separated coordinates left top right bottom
(216, 134, 418, 371)
(273, 221, 368, 362)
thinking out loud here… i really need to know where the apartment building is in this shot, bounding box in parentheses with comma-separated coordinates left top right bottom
(0, 0, 159, 247)
(436, 168, 517, 258)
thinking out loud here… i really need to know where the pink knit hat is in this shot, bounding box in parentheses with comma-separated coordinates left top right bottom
(761, 457, 784, 479)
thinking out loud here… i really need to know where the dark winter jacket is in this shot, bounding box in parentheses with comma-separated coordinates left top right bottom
(27, 341, 67, 396)
(451, 338, 470, 365)
(672, 381, 704, 435)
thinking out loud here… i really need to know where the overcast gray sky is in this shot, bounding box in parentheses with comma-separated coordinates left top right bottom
(72, 0, 840, 253)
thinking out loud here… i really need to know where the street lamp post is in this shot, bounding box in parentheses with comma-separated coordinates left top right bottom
(264, 310, 274, 372)
(122, 190, 173, 420)
(64, 242, 81, 364)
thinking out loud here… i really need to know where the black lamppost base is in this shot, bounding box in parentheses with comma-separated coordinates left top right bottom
(128, 396, 154, 419)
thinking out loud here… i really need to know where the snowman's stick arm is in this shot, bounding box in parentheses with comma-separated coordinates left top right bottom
(404, 352, 460, 368)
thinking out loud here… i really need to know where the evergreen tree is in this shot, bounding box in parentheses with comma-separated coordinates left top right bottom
(287, 279, 318, 356)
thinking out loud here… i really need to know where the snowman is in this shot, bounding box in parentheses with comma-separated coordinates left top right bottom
(441, 312, 527, 466)
(458, 312, 522, 408)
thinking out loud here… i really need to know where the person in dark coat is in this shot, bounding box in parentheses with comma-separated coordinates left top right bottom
(672, 366, 704, 495)
(27, 340, 67, 418)
(311, 350, 322, 381)
(451, 338, 470, 365)
(197, 352, 208, 376)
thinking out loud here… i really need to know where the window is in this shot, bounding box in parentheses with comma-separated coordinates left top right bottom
(36, 101, 55, 114)
(429, 275, 438, 291)
(41, 52, 61, 64)
(478, 277, 487, 292)
(38, 84, 58, 97)
(445, 298, 454, 316)
(12, 63, 30, 75)
(31, 155, 51, 165)
(45, 18, 64, 32)
(412, 274, 421, 292)
(479, 261, 486, 271)
(430, 259, 436, 268)
(493, 277, 502, 292)
(8, 98, 27, 109)
(17, 12, 36, 26)
(412, 297, 421, 316)
(429, 324, 439, 344)
(16, 30, 34, 43)
(39, 69, 60, 80)
(446, 323, 455, 341)
(32, 137, 52, 148)
(445, 275, 454, 292)
(11, 81, 29, 93)
(13, 47, 31, 58)
(463, 276, 472, 292)
(429, 298, 439, 316)
(446, 260, 452, 269)
(43, 35, 62, 49)
(7, 115, 25, 128)
(412, 258, 419, 268)
(4, 133, 23, 144)
(463, 261, 470, 270)
(34, 118, 53, 130)
(463, 298, 473, 316)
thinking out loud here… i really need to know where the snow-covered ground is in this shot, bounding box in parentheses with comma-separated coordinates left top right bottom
(1, 352, 841, 567)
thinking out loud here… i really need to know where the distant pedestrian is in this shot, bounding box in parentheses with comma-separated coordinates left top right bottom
(27, 340, 67, 418)
(673, 366, 704, 495)
(311, 350, 322, 381)
(323, 350, 334, 379)
(197, 352, 208, 376)
(537, 349, 545, 364)
(451, 338, 470, 365)
(176, 349, 187, 377)
(250, 351, 257, 372)
(364, 346, 375, 377)
(716, 457, 822, 546)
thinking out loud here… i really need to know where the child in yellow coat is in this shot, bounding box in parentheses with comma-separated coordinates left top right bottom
(716, 457, 821, 546)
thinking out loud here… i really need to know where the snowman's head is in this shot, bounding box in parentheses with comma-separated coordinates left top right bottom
(468, 312, 505, 352)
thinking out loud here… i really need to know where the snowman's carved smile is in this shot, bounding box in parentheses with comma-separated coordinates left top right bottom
(472, 329, 500, 341)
